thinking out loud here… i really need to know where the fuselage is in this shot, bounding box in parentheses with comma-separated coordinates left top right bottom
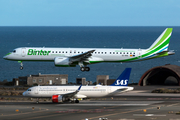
(4, 47, 147, 63)
(23, 85, 134, 98)
(3, 28, 174, 70)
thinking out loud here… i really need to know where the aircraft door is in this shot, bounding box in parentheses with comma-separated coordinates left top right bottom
(21, 48, 26, 57)
(108, 87, 111, 93)
(138, 49, 142, 58)
(34, 87, 39, 94)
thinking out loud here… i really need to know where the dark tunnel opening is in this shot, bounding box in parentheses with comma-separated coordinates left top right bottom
(140, 68, 179, 86)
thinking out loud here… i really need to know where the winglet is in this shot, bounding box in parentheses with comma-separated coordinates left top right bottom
(110, 68, 131, 86)
(77, 84, 82, 91)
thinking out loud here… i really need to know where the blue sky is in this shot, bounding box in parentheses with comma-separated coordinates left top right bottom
(0, 0, 180, 26)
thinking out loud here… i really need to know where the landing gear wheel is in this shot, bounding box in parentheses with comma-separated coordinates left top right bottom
(85, 67, 90, 71)
(36, 98, 39, 104)
(80, 67, 85, 72)
(20, 66, 23, 70)
(75, 100, 79, 103)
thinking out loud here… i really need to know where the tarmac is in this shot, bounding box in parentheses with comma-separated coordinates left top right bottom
(0, 93, 180, 120)
(1, 89, 180, 120)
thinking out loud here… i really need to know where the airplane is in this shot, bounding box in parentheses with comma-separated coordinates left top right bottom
(3, 28, 174, 71)
(23, 68, 134, 103)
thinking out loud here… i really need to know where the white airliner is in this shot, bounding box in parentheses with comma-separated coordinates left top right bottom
(3, 28, 174, 71)
(23, 68, 133, 103)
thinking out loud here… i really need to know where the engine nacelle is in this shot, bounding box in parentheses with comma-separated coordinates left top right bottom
(52, 95, 66, 103)
(54, 57, 70, 66)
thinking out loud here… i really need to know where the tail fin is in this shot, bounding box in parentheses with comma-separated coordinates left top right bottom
(110, 68, 131, 86)
(146, 28, 173, 53)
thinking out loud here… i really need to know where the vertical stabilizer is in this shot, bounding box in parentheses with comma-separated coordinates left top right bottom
(110, 68, 131, 86)
(147, 28, 173, 53)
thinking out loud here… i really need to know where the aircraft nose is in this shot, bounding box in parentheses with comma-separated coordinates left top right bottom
(23, 92, 26, 96)
(3, 56, 7, 59)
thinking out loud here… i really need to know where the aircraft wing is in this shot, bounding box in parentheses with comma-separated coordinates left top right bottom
(61, 85, 82, 98)
(70, 50, 95, 62)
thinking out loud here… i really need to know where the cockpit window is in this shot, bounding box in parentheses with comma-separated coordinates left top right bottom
(13, 50, 16, 53)
(27, 89, 31, 91)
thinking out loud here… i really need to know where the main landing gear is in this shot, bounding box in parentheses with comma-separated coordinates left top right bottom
(80, 67, 90, 72)
(79, 61, 90, 72)
(18, 61, 23, 70)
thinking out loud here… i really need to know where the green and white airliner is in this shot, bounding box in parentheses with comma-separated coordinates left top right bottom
(3, 28, 174, 71)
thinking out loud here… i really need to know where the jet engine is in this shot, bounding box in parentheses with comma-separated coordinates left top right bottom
(52, 95, 66, 103)
(54, 57, 70, 66)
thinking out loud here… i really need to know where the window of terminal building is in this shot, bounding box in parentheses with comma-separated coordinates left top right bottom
(33, 79, 36, 83)
(39, 79, 42, 82)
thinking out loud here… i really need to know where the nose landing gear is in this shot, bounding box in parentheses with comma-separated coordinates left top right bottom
(18, 61, 23, 70)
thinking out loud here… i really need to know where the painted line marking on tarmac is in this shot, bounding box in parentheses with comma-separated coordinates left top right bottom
(56, 104, 149, 106)
(85, 106, 161, 120)
(133, 114, 166, 116)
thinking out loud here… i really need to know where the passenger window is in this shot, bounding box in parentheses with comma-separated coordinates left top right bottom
(62, 51, 64, 53)
(113, 52, 115, 54)
(116, 52, 118, 54)
(110, 52, 111, 54)
(120, 52, 122, 54)
(127, 52, 128, 54)
(56, 51, 57, 53)
(123, 52, 125, 54)
(98, 52, 100, 54)
(59, 51, 61, 53)
(13, 50, 16, 53)
(134, 52, 135, 54)
(66, 51, 67, 53)
(105, 52, 106, 54)
(101, 52, 103, 54)
(130, 52, 132, 54)
(52, 51, 54, 53)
